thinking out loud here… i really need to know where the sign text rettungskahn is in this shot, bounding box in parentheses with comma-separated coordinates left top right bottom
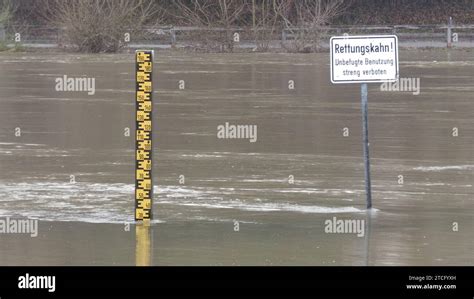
(330, 35, 399, 84)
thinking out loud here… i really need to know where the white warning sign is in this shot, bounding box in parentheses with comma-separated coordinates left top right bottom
(330, 35, 399, 84)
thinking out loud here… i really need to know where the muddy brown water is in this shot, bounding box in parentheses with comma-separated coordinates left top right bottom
(0, 50, 472, 265)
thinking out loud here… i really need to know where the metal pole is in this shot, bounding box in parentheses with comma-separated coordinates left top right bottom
(0, 25, 5, 42)
(361, 83, 372, 209)
(170, 28, 176, 47)
(364, 210, 372, 266)
(447, 16, 452, 48)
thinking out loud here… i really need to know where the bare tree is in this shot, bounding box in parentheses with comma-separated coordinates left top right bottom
(42, 0, 162, 52)
(173, 0, 246, 52)
(0, 0, 37, 50)
(277, 0, 351, 52)
(248, 0, 284, 51)
(0, 0, 12, 26)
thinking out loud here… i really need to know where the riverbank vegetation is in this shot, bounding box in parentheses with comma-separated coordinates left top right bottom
(0, 0, 473, 53)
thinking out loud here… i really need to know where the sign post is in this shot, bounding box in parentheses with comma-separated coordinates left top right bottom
(360, 83, 371, 209)
(330, 35, 399, 209)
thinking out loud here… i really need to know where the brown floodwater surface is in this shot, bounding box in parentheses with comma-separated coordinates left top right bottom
(0, 50, 472, 265)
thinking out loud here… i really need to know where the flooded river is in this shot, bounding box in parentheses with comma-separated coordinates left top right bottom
(0, 50, 472, 265)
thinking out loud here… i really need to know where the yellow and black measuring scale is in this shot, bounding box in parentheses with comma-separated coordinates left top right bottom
(135, 50, 154, 266)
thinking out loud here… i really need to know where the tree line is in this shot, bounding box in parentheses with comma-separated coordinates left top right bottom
(1, 0, 472, 53)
